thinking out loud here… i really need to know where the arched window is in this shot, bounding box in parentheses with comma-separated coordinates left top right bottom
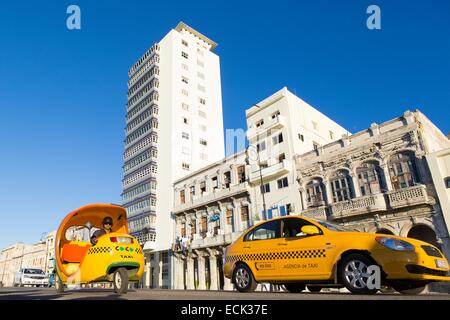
(330, 170, 354, 202)
(388, 152, 419, 190)
(305, 178, 326, 207)
(356, 161, 384, 196)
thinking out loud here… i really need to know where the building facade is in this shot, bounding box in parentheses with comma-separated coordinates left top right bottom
(0, 231, 56, 287)
(122, 22, 225, 288)
(245, 87, 349, 226)
(172, 151, 251, 290)
(296, 111, 450, 261)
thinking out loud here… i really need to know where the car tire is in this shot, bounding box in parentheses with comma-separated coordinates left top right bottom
(233, 264, 257, 293)
(393, 283, 426, 295)
(307, 285, 322, 293)
(284, 284, 305, 293)
(339, 253, 379, 295)
(55, 274, 64, 294)
(113, 268, 129, 294)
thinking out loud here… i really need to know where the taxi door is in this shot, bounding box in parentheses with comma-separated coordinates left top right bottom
(278, 218, 334, 280)
(240, 219, 284, 281)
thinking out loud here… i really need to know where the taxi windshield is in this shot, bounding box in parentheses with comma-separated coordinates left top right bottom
(313, 220, 355, 232)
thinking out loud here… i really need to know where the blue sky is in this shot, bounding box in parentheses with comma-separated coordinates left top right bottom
(0, 0, 449, 249)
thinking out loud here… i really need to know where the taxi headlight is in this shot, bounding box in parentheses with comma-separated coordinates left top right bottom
(376, 237, 415, 252)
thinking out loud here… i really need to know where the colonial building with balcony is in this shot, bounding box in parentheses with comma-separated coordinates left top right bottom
(296, 110, 450, 260)
(172, 150, 253, 290)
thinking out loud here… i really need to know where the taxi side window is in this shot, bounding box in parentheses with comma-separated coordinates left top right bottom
(282, 218, 322, 238)
(245, 220, 281, 241)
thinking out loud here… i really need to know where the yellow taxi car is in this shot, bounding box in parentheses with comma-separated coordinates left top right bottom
(54, 204, 144, 294)
(224, 215, 450, 294)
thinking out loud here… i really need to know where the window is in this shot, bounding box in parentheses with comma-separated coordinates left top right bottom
(226, 209, 234, 232)
(199, 124, 207, 132)
(190, 221, 196, 239)
(182, 40, 188, 46)
(197, 72, 205, 79)
(182, 76, 189, 84)
(182, 89, 189, 96)
(256, 141, 266, 152)
(182, 63, 188, 71)
(198, 110, 206, 118)
(183, 117, 188, 124)
(199, 98, 206, 105)
(272, 133, 283, 145)
(180, 190, 185, 204)
(182, 132, 189, 139)
(199, 139, 207, 146)
(260, 183, 270, 194)
(281, 218, 320, 238)
(277, 177, 288, 189)
(212, 176, 218, 190)
(200, 181, 206, 193)
(306, 178, 325, 207)
(201, 216, 208, 238)
(237, 165, 246, 183)
(256, 120, 264, 127)
(182, 163, 190, 171)
(245, 220, 281, 241)
(197, 60, 204, 67)
(357, 161, 384, 196)
(181, 51, 189, 59)
(241, 206, 249, 222)
(298, 134, 304, 141)
(223, 171, 231, 188)
(312, 121, 318, 131)
(197, 48, 204, 56)
(199, 153, 208, 160)
(278, 153, 286, 163)
(198, 84, 205, 92)
(190, 185, 196, 198)
(330, 170, 353, 202)
(182, 146, 190, 155)
(329, 131, 335, 140)
(446, 177, 450, 189)
(272, 111, 281, 119)
(388, 152, 419, 189)
(182, 103, 189, 111)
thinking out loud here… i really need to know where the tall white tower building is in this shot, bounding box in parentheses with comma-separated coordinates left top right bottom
(122, 22, 225, 288)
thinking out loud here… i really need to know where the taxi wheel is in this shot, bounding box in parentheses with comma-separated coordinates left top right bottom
(393, 284, 426, 295)
(284, 284, 305, 293)
(339, 254, 379, 295)
(233, 264, 257, 293)
(55, 275, 64, 294)
(113, 268, 129, 294)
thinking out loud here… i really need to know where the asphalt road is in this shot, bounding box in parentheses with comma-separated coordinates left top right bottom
(0, 287, 450, 300)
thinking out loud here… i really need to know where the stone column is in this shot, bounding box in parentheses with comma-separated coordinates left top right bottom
(351, 174, 362, 197)
(173, 256, 184, 290)
(232, 200, 240, 234)
(186, 257, 195, 290)
(158, 253, 163, 288)
(208, 251, 219, 291)
(380, 163, 393, 191)
(197, 252, 207, 290)
(324, 180, 334, 204)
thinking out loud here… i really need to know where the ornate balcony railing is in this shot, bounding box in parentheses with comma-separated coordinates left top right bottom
(329, 193, 387, 220)
(301, 206, 328, 220)
(387, 184, 430, 209)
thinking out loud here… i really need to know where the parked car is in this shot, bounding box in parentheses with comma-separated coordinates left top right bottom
(13, 268, 49, 287)
(223, 215, 450, 294)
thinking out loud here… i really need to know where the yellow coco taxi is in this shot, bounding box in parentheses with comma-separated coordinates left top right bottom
(54, 204, 144, 294)
(224, 216, 450, 294)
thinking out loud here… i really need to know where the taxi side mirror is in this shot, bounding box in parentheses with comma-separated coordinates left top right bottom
(301, 225, 320, 235)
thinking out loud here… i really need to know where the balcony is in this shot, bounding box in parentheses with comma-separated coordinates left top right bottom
(301, 206, 328, 220)
(189, 231, 241, 250)
(329, 193, 387, 220)
(249, 160, 291, 183)
(247, 115, 286, 141)
(173, 182, 250, 213)
(387, 184, 431, 209)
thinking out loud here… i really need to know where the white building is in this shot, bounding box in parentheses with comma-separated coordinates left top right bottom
(246, 87, 349, 222)
(122, 22, 225, 288)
